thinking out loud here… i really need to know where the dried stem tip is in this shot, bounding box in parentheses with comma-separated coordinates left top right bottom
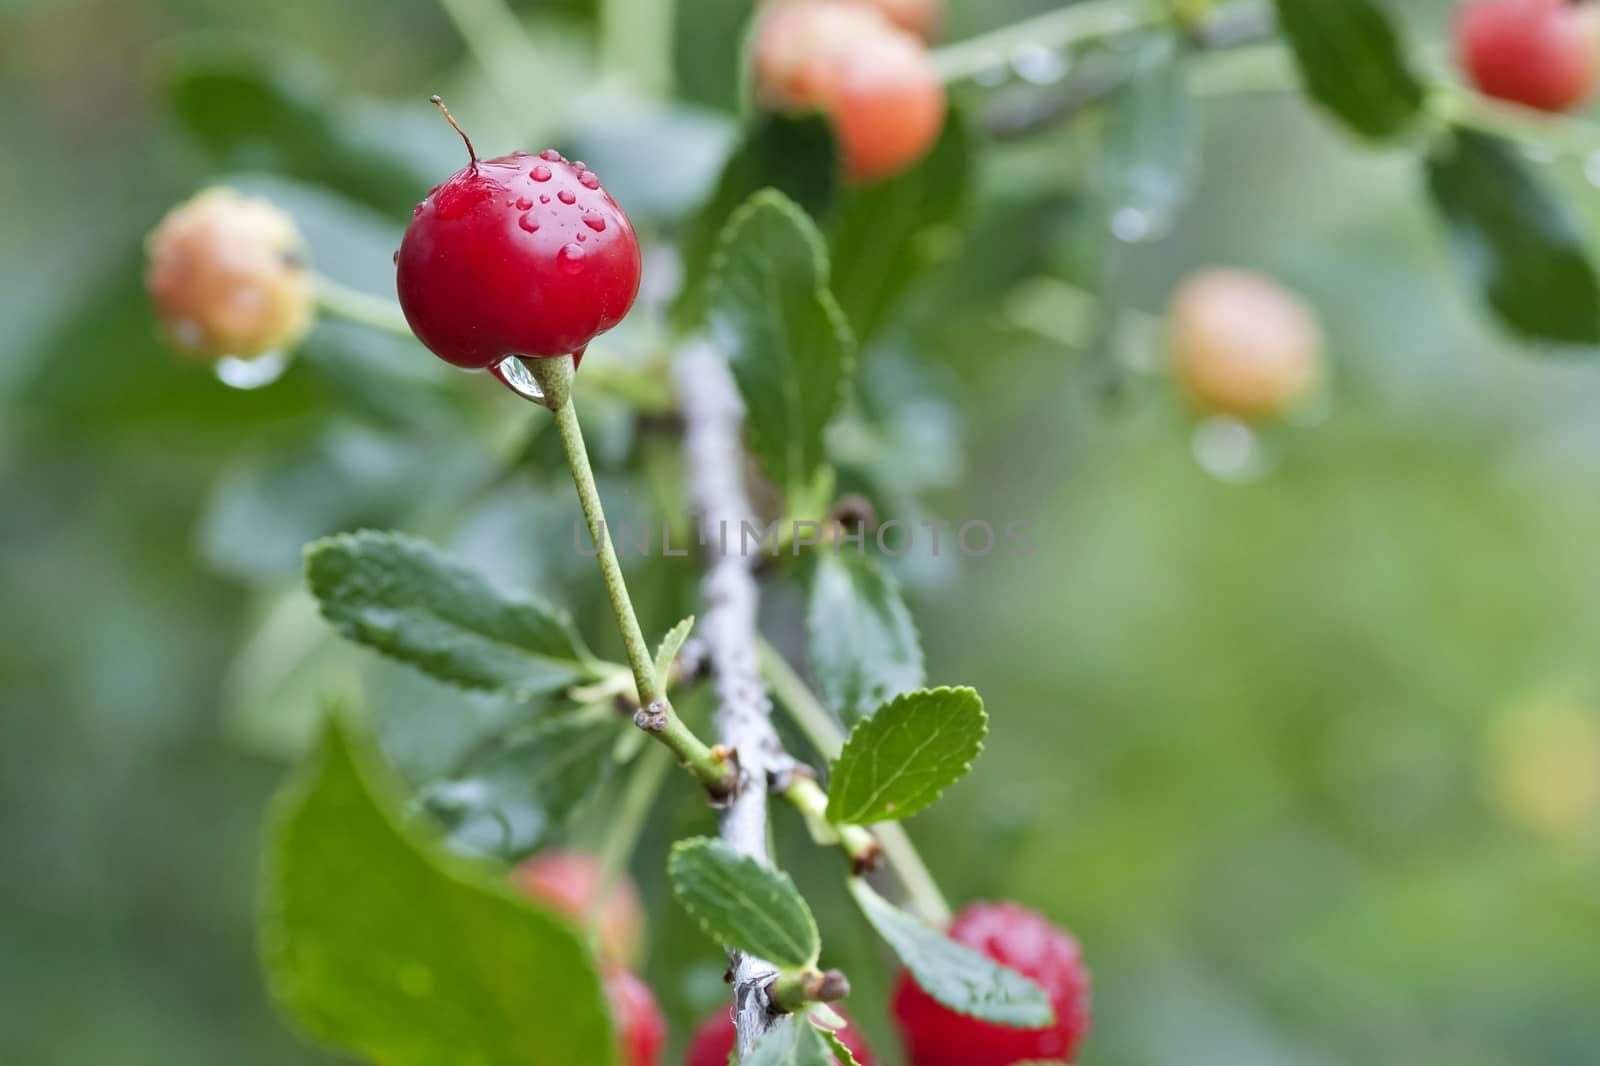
(430, 94, 477, 167)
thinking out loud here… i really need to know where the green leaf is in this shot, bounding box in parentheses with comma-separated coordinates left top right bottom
(1271, 0, 1426, 140)
(306, 531, 599, 696)
(826, 688, 987, 825)
(814, 1022, 865, 1066)
(262, 714, 615, 1065)
(1096, 37, 1200, 242)
(848, 878, 1053, 1028)
(418, 713, 617, 860)
(1425, 128, 1600, 345)
(674, 115, 841, 330)
(655, 615, 697, 684)
(708, 191, 856, 500)
(829, 111, 971, 342)
(807, 552, 925, 725)
(743, 1015, 835, 1066)
(668, 837, 821, 968)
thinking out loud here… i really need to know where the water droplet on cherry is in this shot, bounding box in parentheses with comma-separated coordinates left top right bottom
(582, 212, 606, 232)
(540, 194, 551, 204)
(579, 172, 601, 190)
(557, 189, 576, 205)
(540, 149, 564, 162)
(515, 196, 533, 210)
(518, 212, 540, 233)
(531, 164, 552, 182)
(557, 243, 587, 274)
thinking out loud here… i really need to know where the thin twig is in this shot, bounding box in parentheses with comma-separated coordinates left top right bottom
(673, 340, 796, 1056)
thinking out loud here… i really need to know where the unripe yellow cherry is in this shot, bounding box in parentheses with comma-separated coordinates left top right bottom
(145, 187, 314, 360)
(1168, 268, 1324, 420)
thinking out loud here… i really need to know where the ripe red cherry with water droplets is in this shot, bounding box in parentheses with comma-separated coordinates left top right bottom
(1457, 0, 1600, 113)
(396, 97, 642, 369)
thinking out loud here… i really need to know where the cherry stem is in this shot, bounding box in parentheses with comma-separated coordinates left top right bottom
(430, 94, 478, 169)
(528, 353, 735, 796)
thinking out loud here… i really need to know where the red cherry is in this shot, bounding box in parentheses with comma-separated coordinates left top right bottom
(1457, 0, 1600, 113)
(891, 902, 1091, 1066)
(396, 98, 641, 369)
(607, 969, 667, 1066)
(510, 849, 647, 969)
(685, 1008, 877, 1066)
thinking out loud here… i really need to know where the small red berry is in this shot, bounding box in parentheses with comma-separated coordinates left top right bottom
(510, 849, 647, 968)
(396, 98, 641, 369)
(892, 902, 1091, 1066)
(1457, 0, 1600, 113)
(685, 1008, 877, 1066)
(607, 968, 667, 1066)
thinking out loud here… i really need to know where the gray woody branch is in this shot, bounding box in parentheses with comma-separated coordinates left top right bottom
(674, 340, 799, 1056)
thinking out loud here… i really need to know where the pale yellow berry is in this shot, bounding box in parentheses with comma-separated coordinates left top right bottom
(1484, 688, 1600, 840)
(1168, 269, 1324, 420)
(145, 188, 314, 360)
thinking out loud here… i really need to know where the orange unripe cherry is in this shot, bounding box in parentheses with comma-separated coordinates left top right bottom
(754, 1, 946, 183)
(145, 188, 314, 360)
(1168, 269, 1324, 421)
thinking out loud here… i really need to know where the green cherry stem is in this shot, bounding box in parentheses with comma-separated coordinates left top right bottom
(313, 273, 415, 336)
(530, 353, 734, 796)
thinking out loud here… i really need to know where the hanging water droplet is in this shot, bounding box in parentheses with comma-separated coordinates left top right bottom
(558, 243, 586, 274)
(531, 164, 552, 182)
(490, 354, 546, 403)
(579, 172, 600, 190)
(214, 351, 289, 390)
(1110, 207, 1152, 243)
(1011, 44, 1067, 85)
(557, 189, 576, 205)
(518, 212, 540, 232)
(1191, 416, 1264, 482)
(582, 212, 606, 232)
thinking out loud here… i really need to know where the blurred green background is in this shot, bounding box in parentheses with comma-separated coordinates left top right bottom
(4, 0, 1600, 1064)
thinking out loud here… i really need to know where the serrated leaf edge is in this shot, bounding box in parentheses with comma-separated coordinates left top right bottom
(825, 686, 988, 826)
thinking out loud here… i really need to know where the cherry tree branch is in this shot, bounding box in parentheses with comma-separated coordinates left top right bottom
(673, 340, 801, 1056)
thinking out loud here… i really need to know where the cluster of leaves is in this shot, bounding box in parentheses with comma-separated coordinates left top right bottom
(1272, 0, 1600, 344)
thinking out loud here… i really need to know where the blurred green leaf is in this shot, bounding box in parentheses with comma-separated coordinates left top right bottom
(158, 40, 431, 216)
(674, 115, 841, 331)
(807, 552, 924, 726)
(674, 0, 757, 111)
(848, 878, 1053, 1028)
(417, 713, 616, 860)
(827, 688, 987, 825)
(261, 713, 615, 1065)
(829, 110, 971, 343)
(1096, 38, 1200, 243)
(200, 422, 436, 579)
(744, 1016, 836, 1065)
(1271, 0, 1425, 140)
(1425, 128, 1600, 345)
(708, 191, 854, 500)
(668, 837, 821, 968)
(306, 530, 599, 695)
